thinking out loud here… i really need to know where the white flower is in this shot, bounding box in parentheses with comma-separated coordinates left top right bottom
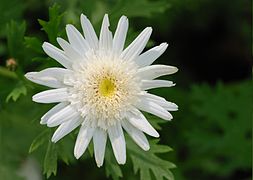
(25, 14, 178, 167)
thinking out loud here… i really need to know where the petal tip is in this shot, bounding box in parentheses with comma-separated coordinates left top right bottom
(24, 72, 34, 80)
(143, 145, 150, 151)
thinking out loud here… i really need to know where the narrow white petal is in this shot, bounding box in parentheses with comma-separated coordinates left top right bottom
(80, 14, 99, 49)
(57, 38, 84, 60)
(42, 42, 72, 69)
(139, 93, 178, 111)
(66, 24, 89, 55)
(126, 109, 159, 137)
(135, 99, 173, 120)
(47, 105, 80, 127)
(141, 80, 175, 90)
(112, 16, 128, 54)
(122, 120, 150, 151)
(99, 14, 112, 51)
(51, 117, 82, 143)
(32, 88, 68, 103)
(135, 43, 168, 67)
(120, 27, 152, 61)
(74, 125, 94, 159)
(93, 128, 107, 167)
(108, 122, 126, 164)
(25, 68, 72, 88)
(41, 102, 68, 124)
(137, 65, 178, 80)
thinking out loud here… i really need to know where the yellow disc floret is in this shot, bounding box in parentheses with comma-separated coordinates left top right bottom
(99, 78, 116, 97)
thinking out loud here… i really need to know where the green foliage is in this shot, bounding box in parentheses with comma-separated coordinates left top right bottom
(105, 147, 123, 180)
(184, 81, 252, 177)
(29, 129, 50, 153)
(24, 37, 44, 54)
(0, 0, 24, 38)
(6, 84, 27, 102)
(0, 66, 17, 80)
(128, 139, 175, 180)
(0, 164, 24, 180)
(6, 21, 26, 60)
(38, 4, 64, 45)
(111, 0, 170, 19)
(0, 97, 45, 180)
(44, 140, 58, 178)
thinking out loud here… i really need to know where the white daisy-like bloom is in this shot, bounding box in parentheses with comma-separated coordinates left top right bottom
(25, 14, 178, 167)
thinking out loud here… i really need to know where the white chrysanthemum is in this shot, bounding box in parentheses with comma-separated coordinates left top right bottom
(25, 14, 178, 167)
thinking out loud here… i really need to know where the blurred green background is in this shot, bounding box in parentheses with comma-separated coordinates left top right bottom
(0, 0, 251, 180)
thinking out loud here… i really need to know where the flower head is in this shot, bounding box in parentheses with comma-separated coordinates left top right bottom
(25, 14, 178, 167)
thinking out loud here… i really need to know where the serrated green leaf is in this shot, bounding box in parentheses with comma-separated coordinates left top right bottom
(6, 21, 26, 59)
(185, 81, 252, 176)
(105, 146, 123, 180)
(6, 84, 27, 102)
(127, 139, 175, 180)
(43, 141, 58, 178)
(38, 4, 64, 45)
(24, 37, 43, 54)
(29, 129, 50, 153)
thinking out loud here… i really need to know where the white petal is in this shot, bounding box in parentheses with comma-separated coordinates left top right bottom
(120, 27, 152, 61)
(112, 16, 128, 55)
(74, 125, 94, 159)
(126, 109, 159, 137)
(141, 80, 175, 90)
(51, 117, 82, 143)
(47, 105, 80, 127)
(135, 43, 168, 67)
(108, 122, 126, 164)
(25, 68, 72, 88)
(66, 24, 89, 55)
(41, 102, 68, 125)
(139, 93, 178, 111)
(122, 120, 150, 151)
(135, 99, 173, 120)
(80, 14, 99, 49)
(42, 42, 72, 69)
(99, 14, 112, 51)
(32, 88, 68, 103)
(93, 128, 107, 167)
(137, 65, 178, 80)
(57, 37, 84, 60)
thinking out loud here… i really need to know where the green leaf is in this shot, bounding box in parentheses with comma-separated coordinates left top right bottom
(24, 37, 43, 54)
(6, 21, 26, 59)
(29, 129, 50, 153)
(145, 113, 167, 130)
(38, 4, 64, 45)
(128, 139, 175, 180)
(6, 84, 27, 102)
(105, 146, 123, 180)
(186, 81, 252, 176)
(43, 140, 58, 178)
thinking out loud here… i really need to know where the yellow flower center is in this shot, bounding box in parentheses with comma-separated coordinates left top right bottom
(99, 78, 116, 97)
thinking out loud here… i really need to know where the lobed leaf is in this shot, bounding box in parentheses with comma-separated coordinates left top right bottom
(43, 140, 58, 178)
(29, 129, 50, 153)
(127, 138, 175, 180)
